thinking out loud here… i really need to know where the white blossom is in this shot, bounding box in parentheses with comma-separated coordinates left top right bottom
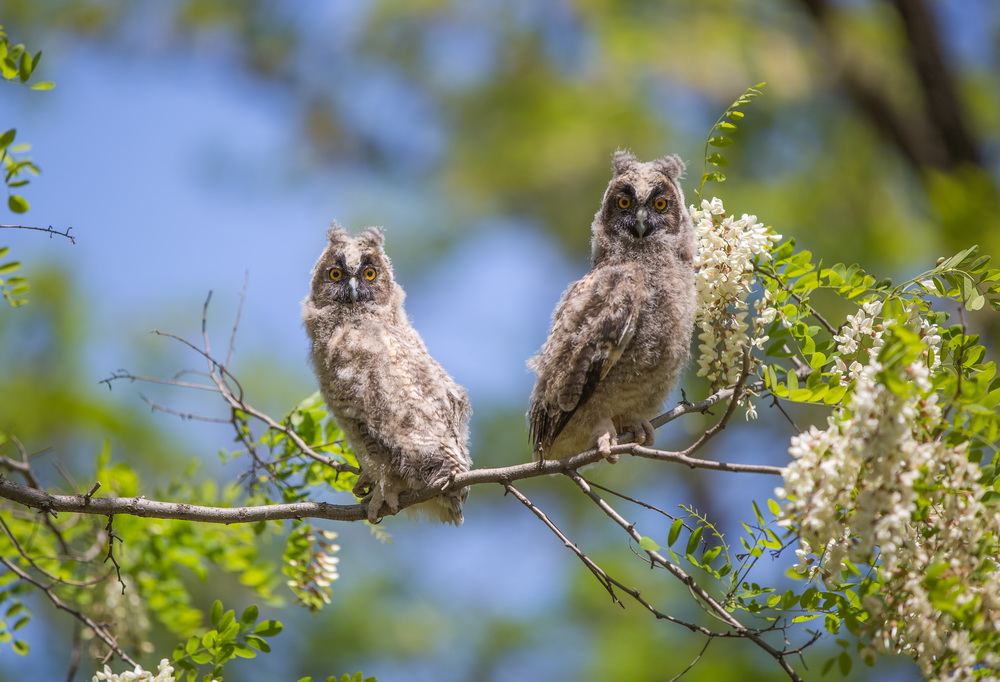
(92, 659, 205, 682)
(690, 198, 781, 399)
(778, 321, 1000, 680)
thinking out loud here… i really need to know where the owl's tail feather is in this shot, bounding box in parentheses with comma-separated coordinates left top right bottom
(403, 492, 465, 525)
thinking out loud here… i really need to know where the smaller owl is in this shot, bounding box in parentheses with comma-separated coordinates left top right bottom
(302, 224, 472, 524)
(527, 151, 696, 461)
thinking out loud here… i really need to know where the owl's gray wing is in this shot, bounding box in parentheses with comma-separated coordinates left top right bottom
(529, 267, 639, 456)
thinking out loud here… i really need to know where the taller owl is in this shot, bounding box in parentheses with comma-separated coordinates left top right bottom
(527, 151, 696, 461)
(302, 225, 472, 524)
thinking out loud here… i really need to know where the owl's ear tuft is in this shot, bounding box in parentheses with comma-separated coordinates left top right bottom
(611, 150, 638, 176)
(326, 221, 350, 244)
(652, 154, 686, 181)
(357, 226, 386, 250)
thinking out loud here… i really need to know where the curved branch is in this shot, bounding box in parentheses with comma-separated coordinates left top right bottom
(0, 556, 136, 667)
(565, 472, 805, 682)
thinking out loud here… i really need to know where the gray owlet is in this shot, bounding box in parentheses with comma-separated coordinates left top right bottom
(527, 151, 696, 460)
(302, 225, 472, 524)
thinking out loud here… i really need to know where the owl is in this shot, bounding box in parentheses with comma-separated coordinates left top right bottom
(302, 224, 472, 524)
(527, 151, 696, 461)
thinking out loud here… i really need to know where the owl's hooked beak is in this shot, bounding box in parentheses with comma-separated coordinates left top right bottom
(348, 277, 359, 302)
(634, 207, 649, 238)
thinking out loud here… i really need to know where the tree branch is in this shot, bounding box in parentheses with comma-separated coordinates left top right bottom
(565, 472, 806, 682)
(504, 481, 735, 638)
(0, 224, 76, 243)
(0, 555, 136, 667)
(0, 430, 786, 526)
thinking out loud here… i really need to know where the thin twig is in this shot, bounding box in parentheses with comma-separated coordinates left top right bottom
(0, 224, 76, 244)
(66, 624, 83, 682)
(227, 273, 249, 368)
(504, 481, 733, 637)
(768, 394, 803, 433)
(0, 516, 106, 587)
(680, 345, 754, 457)
(565, 472, 805, 682)
(4, 438, 72, 555)
(0, 555, 136, 667)
(104, 516, 126, 595)
(503, 482, 622, 605)
(668, 637, 712, 682)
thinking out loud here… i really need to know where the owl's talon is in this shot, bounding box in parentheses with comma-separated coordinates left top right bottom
(352, 471, 373, 499)
(596, 432, 614, 458)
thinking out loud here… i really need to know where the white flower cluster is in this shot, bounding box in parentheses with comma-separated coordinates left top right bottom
(829, 299, 942, 387)
(830, 299, 884, 385)
(93, 659, 209, 682)
(690, 198, 781, 403)
(778, 323, 1000, 680)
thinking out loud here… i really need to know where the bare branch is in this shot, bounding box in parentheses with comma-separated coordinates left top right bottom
(0, 224, 76, 243)
(680, 345, 754, 457)
(0, 431, 786, 526)
(503, 483, 623, 605)
(0, 555, 136, 667)
(0, 516, 106, 587)
(504, 481, 732, 637)
(565, 472, 806, 682)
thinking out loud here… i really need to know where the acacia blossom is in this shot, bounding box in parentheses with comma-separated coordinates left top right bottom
(690, 198, 781, 410)
(778, 321, 1000, 681)
(93, 659, 208, 682)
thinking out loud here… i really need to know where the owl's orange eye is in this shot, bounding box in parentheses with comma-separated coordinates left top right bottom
(328, 267, 343, 281)
(653, 197, 668, 211)
(617, 196, 631, 210)
(363, 267, 377, 281)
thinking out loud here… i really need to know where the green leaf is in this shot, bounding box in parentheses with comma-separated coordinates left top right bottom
(702, 546, 722, 565)
(667, 518, 683, 546)
(239, 604, 259, 631)
(17, 51, 32, 81)
(253, 619, 283, 637)
(708, 136, 733, 147)
(824, 385, 848, 404)
(0, 129, 14, 150)
(190, 650, 212, 665)
(639, 536, 660, 551)
(232, 643, 258, 659)
(7, 195, 28, 213)
(966, 289, 986, 311)
(716, 122, 737, 132)
(685, 526, 705, 556)
(12, 639, 28, 656)
(209, 600, 223, 627)
(0, 261, 20, 274)
(29, 81, 54, 90)
(706, 153, 728, 167)
(766, 498, 781, 518)
(244, 634, 271, 652)
(838, 651, 852, 676)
